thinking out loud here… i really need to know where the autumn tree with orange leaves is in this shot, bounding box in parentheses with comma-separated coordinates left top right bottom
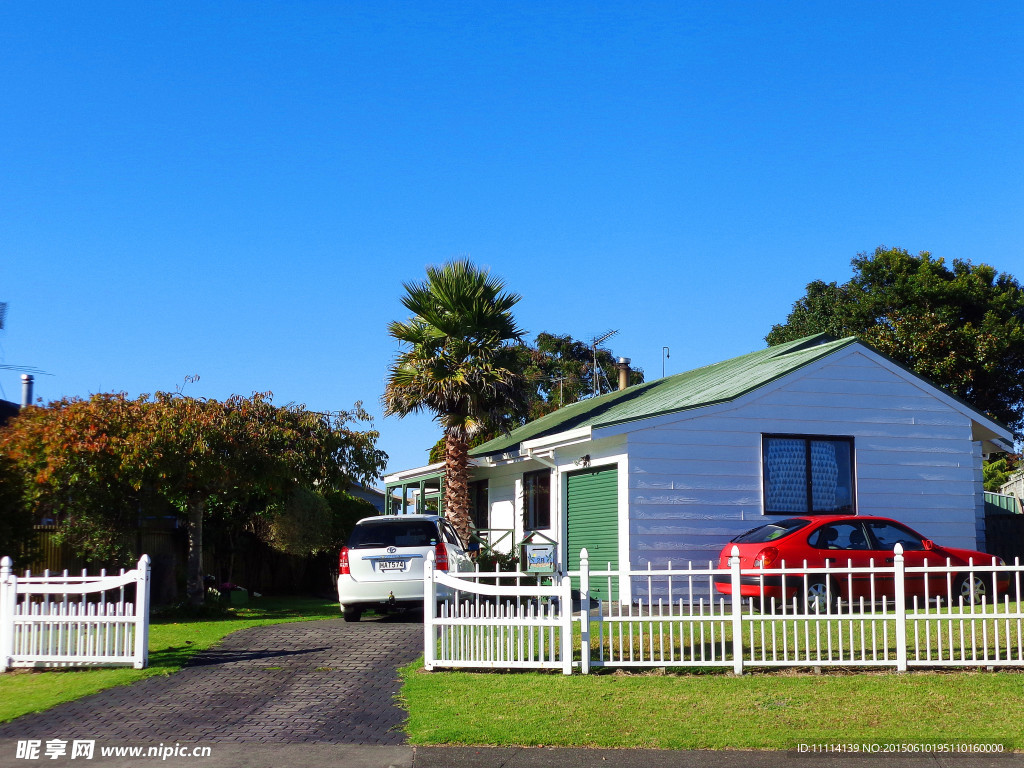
(0, 391, 386, 603)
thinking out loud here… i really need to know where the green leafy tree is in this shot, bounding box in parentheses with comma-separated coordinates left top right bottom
(427, 331, 645, 462)
(984, 456, 1019, 493)
(767, 247, 1024, 436)
(383, 259, 530, 542)
(0, 458, 37, 567)
(264, 488, 377, 556)
(0, 392, 386, 603)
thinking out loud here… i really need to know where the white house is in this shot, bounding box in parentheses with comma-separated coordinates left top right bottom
(383, 334, 1013, 601)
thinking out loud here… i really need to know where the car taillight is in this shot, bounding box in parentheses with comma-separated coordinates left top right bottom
(435, 541, 449, 572)
(753, 547, 778, 568)
(338, 547, 350, 575)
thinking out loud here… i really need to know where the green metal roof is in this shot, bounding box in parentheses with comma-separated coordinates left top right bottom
(470, 334, 859, 457)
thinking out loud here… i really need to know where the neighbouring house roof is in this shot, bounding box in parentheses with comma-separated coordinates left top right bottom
(348, 481, 389, 513)
(0, 399, 19, 426)
(469, 332, 1013, 459)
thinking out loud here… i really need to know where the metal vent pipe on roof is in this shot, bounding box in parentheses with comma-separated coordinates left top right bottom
(20, 374, 33, 408)
(616, 358, 631, 391)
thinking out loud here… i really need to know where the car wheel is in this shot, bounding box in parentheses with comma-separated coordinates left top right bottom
(802, 578, 837, 614)
(953, 573, 987, 606)
(342, 606, 363, 622)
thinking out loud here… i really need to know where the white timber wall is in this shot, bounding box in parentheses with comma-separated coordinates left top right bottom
(473, 461, 524, 555)
(625, 349, 983, 574)
(472, 436, 628, 568)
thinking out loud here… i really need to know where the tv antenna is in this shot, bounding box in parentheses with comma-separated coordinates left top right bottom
(590, 329, 619, 398)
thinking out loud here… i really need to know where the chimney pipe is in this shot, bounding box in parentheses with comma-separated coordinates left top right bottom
(616, 358, 631, 391)
(21, 374, 34, 408)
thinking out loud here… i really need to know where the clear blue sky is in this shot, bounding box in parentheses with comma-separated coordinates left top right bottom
(2, 2, 1022, 478)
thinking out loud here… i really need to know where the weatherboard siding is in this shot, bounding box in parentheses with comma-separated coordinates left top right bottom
(626, 351, 982, 572)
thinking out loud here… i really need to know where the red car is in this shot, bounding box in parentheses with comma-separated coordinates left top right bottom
(713, 515, 1008, 612)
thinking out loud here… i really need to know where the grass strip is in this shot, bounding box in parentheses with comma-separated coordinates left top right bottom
(0, 597, 339, 723)
(400, 661, 1024, 750)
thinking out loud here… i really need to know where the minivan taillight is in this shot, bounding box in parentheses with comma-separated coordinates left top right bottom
(435, 541, 449, 571)
(338, 546, 351, 575)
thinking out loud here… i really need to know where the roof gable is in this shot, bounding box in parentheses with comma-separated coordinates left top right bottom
(470, 333, 858, 457)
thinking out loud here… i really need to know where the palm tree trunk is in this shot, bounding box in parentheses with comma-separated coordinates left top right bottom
(443, 431, 471, 544)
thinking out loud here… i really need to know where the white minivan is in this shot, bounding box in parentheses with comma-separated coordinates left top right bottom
(337, 514, 473, 621)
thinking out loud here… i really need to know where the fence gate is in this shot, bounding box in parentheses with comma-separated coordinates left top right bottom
(423, 553, 573, 674)
(0, 555, 151, 671)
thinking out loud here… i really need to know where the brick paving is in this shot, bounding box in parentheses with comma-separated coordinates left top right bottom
(0, 615, 422, 745)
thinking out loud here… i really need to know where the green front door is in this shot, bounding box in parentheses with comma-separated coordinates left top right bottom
(566, 465, 619, 601)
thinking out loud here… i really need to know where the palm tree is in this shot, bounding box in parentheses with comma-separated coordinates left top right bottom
(383, 260, 528, 542)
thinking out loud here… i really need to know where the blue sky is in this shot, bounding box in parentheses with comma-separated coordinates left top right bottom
(2, 1, 1022, 478)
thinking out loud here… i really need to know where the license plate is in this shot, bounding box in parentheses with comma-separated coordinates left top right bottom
(378, 559, 406, 572)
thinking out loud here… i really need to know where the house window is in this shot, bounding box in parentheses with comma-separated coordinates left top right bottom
(468, 480, 489, 531)
(523, 469, 551, 529)
(762, 435, 855, 515)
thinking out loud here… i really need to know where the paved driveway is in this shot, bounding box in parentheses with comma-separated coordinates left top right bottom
(0, 614, 422, 746)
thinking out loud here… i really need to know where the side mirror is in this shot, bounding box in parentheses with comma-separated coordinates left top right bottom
(922, 539, 935, 551)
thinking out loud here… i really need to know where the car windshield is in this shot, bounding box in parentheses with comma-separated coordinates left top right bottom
(732, 518, 810, 544)
(347, 520, 439, 549)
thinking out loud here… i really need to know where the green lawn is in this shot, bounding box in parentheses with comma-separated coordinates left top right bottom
(0, 597, 340, 723)
(400, 662, 1024, 750)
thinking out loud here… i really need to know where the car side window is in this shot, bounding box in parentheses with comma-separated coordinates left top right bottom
(442, 522, 464, 549)
(811, 523, 869, 550)
(865, 521, 924, 551)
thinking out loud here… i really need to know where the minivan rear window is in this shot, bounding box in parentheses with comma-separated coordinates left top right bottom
(347, 520, 439, 549)
(732, 518, 810, 544)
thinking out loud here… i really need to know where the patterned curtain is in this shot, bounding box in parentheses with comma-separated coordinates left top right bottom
(765, 438, 807, 513)
(810, 441, 838, 511)
(765, 438, 841, 513)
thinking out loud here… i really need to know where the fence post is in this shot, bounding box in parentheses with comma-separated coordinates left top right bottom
(0, 557, 13, 673)
(423, 550, 436, 671)
(893, 543, 907, 672)
(133, 555, 151, 669)
(560, 567, 573, 675)
(729, 545, 744, 675)
(579, 548, 590, 675)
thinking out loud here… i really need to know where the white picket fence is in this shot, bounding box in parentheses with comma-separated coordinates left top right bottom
(0, 555, 151, 671)
(424, 554, 573, 673)
(423, 545, 1024, 674)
